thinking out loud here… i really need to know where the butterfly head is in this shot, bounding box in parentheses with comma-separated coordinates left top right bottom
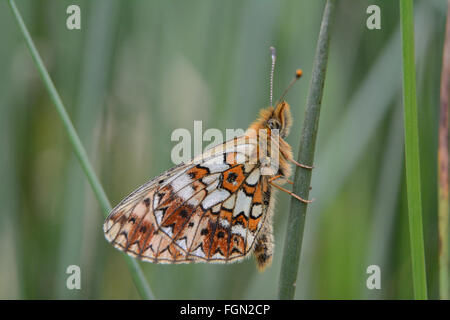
(265, 101, 292, 138)
(248, 101, 292, 139)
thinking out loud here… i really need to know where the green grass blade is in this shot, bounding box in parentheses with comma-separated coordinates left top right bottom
(296, 4, 434, 299)
(278, 0, 335, 300)
(438, 0, 450, 301)
(399, 0, 428, 300)
(7, 0, 154, 300)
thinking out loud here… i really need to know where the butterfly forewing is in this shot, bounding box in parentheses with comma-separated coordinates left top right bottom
(103, 135, 272, 264)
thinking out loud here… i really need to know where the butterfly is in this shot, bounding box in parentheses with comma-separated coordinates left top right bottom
(103, 47, 313, 271)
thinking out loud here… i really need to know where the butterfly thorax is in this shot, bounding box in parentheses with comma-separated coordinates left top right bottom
(246, 101, 294, 179)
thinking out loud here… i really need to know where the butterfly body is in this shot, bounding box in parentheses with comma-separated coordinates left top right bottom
(103, 99, 306, 271)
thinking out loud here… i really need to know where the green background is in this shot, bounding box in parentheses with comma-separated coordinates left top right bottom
(0, 0, 446, 299)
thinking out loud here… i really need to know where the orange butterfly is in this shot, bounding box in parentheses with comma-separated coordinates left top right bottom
(103, 47, 313, 271)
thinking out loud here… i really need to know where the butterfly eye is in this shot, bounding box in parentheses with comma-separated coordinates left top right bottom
(267, 119, 281, 130)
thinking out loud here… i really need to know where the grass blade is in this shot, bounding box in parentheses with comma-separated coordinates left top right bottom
(399, 0, 428, 300)
(7, 0, 154, 300)
(278, 0, 335, 300)
(438, 0, 450, 301)
(296, 4, 434, 298)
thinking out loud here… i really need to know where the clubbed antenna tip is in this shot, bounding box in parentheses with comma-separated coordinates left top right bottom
(279, 69, 303, 102)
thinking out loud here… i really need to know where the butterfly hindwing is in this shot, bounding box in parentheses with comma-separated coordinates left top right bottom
(103, 135, 272, 264)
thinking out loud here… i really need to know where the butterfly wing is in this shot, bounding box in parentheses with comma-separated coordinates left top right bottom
(103, 135, 272, 264)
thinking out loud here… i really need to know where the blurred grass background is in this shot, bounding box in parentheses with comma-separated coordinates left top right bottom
(0, 0, 447, 299)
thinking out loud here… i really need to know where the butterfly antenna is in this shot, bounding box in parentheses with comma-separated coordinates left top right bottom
(269, 46, 276, 107)
(279, 69, 303, 102)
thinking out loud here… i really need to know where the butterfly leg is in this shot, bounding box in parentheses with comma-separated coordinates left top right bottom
(253, 222, 274, 272)
(290, 158, 314, 169)
(268, 175, 314, 203)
